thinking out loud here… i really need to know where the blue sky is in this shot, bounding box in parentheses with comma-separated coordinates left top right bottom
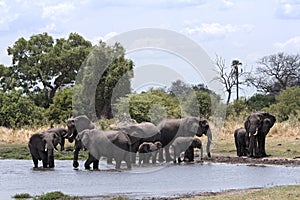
(1, 0, 300, 97)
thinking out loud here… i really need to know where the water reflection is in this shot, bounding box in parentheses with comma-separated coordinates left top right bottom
(0, 160, 299, 199)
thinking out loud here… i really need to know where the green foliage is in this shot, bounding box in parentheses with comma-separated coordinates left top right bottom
(267, 86, 300, 122)
(114, 82, 220, 123)
(46, 87, 73, 124)
(34, 191, 79, 200)
(6, 32, 92, 108)
(246, 93, 276, 111)
(13, 193, 32, 199)
(226, 98, 250, 120)
(115, 88, 181, 123)
(74, 41, 133, 119)
(0, 90, 45, 128)
(0, 145, 31, 159)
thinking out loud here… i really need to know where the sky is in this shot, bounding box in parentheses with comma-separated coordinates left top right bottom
(1, 0, 300, 98)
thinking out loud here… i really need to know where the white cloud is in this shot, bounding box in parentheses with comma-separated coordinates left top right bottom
(219, 0, 235, 9)
(275, 0, 300, 19)
(274, 36, 300, 51)
(184, 23, 254, 39)
(42, 3, 75, 21)
(0, 0, 18, 31)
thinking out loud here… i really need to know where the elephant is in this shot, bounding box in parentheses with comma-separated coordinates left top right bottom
(157, 117, 212, 162)
(137, 141, 162, 164)
(244, 112, 276, 158)
(75, 129, 132, 170)
(120, 122, 161, 164)
(47, 128, 68, 151)
(171, 136, 203, 163)
(234, 127, 249, 157)
(66, 115, 98, 169)
(28, 131, 63, 168)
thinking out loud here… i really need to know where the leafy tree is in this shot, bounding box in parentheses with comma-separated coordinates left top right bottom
(0, 90, 45, 128)
(247, 52, 300, 94)
(6, 32, 92, 108)
(114, 88, 181, 123)
(246, 93, 276, 111)
(268, 86, 300, 122)
(226, 98, 250, 120)
(74, 41, 133, 120)
(46, 87, 73, 124)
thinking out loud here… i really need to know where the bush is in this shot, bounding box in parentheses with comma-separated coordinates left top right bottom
(0, 90, 45, 128)
(13, 193, 32, 199)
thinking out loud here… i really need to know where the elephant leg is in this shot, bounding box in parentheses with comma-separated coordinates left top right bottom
(261, 136, 267, 157)
(139, 154, 143, 165)
(165, 145, 172, 162)
(31, 155, 39, 168)
(125, 153, 132, 169)
(93, 158, 99, 170)
(107, 157, 113, 164)
(152, 152, 158, 164)
(73, 148, 80, 168)
(248, 135, 255, 157)
(115, 159, 121, 169)
(84, 153, 95, 170)
(41, 153, 48, 168)
(131, 153, 137, 164)
(158, 148, 164, 162)
(254, 137, 259, 157)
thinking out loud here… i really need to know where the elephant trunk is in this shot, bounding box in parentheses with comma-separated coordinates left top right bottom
(206, 128, 212, 158)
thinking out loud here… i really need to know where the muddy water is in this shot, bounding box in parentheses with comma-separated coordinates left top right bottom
(0, 160, 299, 199)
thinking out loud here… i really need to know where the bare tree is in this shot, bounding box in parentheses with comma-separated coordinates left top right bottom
(213, 55, 246, 104)
(247, 52, 300, 94)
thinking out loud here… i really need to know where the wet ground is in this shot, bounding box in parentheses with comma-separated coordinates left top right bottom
(0, 159, 300, 199)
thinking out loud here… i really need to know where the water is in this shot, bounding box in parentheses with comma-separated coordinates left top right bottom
(0, 160, 299, 199)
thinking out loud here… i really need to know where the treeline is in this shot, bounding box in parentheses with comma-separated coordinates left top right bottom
(0, 32, 299, 128)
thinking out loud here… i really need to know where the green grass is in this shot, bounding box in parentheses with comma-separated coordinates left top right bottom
(33, 191, 79, 200)
(181, 185, 300, 200)
(0, 145, 88, 160)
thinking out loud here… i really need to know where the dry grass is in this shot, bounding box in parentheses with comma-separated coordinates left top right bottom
(0, 126, 52, 145)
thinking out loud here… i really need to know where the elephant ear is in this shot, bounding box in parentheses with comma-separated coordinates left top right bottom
(183, 117, 199, 134)
(75, 115, 95, 133)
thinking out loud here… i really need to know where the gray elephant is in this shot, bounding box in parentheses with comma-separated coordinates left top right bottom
(120, 122, 161, 164)
(28, 131, 64, 168)
(157, 117, 212, 162)
(66, 115, 98, 169)
(76, 129, 132, 170)
(244, 112, 276, 157)
(138, 141, 162, 164)
(172, 136, 203, 163)
(47, 128, 68, 151)
(234, 127, 249, 157)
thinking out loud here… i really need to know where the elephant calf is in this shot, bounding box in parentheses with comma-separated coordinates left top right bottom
(28, 131, 64, 168)
(234, 127, 249, 157)
(172, 137, 203, 163)
(138, 141, 162, 164)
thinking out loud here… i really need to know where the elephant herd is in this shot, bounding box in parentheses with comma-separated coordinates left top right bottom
(28, 111, 276, 170)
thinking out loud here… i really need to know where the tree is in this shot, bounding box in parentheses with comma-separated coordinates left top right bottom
(74, 41, 133, 120)
(247, 52, 300, 94)
(6, 32, 92, 108)
(46, 87, 73, 124)
(246, 94, 276, 111)
(213, 56, 246, 104)
(0, 90, 45, 128)
(268, 86, 300, 122)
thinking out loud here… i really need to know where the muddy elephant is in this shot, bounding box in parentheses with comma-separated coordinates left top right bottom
(28, 131, 64, 168)
(138, 141, 162, 164)
(172, 136, 203, 163)
(76, 129, 132, 170)
(157, 117, 212, 162)
(244, 112, 276, 157)
(234, 127, 249, 157)
(120, 122, 161, 164)
(66, 115, 98, 169)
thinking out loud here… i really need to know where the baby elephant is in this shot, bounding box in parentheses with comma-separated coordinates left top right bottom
(138, 141, 162, 164)
(172, 137, 203, 163)
(234, 127, 249, 157)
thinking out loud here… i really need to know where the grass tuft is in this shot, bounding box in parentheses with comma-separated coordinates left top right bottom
(13, 193, 32, 199)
